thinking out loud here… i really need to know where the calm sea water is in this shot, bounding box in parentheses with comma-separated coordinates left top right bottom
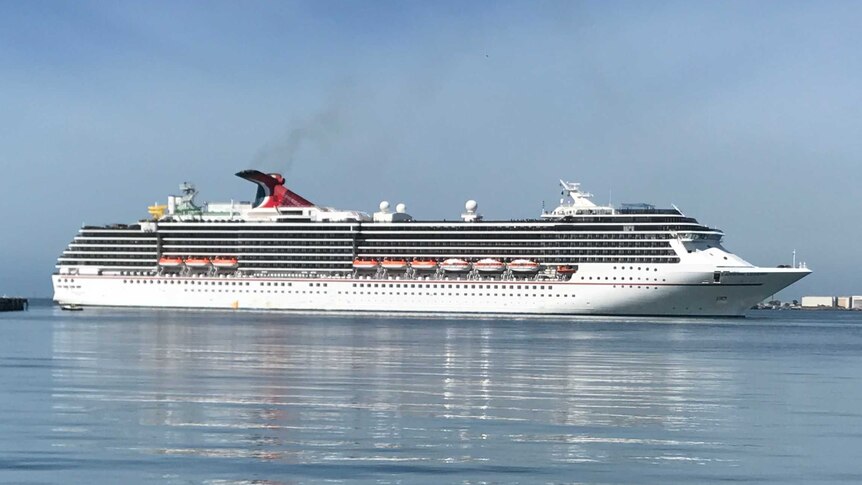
(2, 302, 862, 484)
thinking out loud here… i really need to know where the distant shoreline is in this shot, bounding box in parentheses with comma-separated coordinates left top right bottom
(752, 307, 862, 311)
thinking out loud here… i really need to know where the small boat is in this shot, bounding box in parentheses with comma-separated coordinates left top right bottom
(61, 304, 83, 311)
(158, 256, 184, 268)
(353, 258, 379, 270)
(411, 259, 438, 271)
(475, 258, 505, 272)
(185, 257, 211, 269)
(509, 259, 540, 273)
(381, 259, 408, 270)
(212, 256, 239, 269)
(440, 258, 471, 272)
(556, 265, 578, 274)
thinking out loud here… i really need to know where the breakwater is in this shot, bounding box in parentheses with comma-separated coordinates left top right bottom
(0, 297, 28, 311)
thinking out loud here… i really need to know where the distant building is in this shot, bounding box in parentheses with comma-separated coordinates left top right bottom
(801, 296, 836, 308)
(837, 297, 852, 309)
(852, 297, 862, 310)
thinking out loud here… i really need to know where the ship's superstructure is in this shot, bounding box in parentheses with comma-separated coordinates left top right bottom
(53, 171, 810, 316)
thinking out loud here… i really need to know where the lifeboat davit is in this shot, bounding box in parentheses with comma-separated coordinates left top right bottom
(474, 258, 505, 272)
(509, 259, 540, 273)
(158, 256, 184, 268)
(381, 259, 408, 270)
(185, 257, 211, 269)
(212, 257, 239, 269)
(411, 259, 438, 271)
(440, 258, 471, 272)
(353, 259, 379, 270)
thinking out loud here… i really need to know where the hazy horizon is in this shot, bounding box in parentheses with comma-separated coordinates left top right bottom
(2, 1, 859, 300)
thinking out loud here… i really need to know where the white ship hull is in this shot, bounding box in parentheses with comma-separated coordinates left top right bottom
(53, 265, 809, 317)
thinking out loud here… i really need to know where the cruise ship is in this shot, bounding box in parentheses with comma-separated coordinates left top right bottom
(52, 170, 810, 316)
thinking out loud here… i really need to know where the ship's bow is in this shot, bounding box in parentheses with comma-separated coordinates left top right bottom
(725, 267, 812, 315)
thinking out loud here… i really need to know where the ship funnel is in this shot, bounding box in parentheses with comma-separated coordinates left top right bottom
(235, 170, 314, 209)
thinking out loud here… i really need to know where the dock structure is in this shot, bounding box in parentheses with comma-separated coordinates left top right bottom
(0, 297, 28, 312)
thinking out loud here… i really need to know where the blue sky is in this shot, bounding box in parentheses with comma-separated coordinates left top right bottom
(1, 1, 859, 298)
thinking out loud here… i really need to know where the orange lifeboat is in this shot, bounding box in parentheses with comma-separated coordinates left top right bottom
(184, 257, 211, 269)
(475, 258, 505, 273)
(353, 258, 378, 270)
(381, 259, 408, 270)
(556, 265, 577, 274)
(158, 256, 184, 268)
(212, 257, 239, 269)
(509, 259, 540, 273)
(440, 258, 471, 272)
(411, 259, 438, 271)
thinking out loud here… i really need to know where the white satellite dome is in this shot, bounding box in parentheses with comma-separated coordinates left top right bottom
(465, 200, 478, 212)
(379, 200, 390, 212)
(395, 203, 407, 214)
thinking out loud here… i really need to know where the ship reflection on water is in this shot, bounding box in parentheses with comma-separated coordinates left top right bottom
(41, 308, 862, 483)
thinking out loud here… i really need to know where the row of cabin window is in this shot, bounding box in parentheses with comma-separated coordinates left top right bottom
(360, 231, 697, 237)
(360, 224, 705, 232)
(67, 247, 155, 252)
(340, 291, 574, 298)
(173, 287, 577, 298)
(352, 282, 559, 290)
(161, 233, 351, 239)
(158, 239, 349, 246)
(158, 226, 355, 232)
(581, 276, 667, 282)
(122, 280, 334, 287)
(73, 238, 156, 243)
(61, 254, 155, 259)
(360, 241, 672, 248)
(59, 261, 143, 265)
(123, 279, 294, 286)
